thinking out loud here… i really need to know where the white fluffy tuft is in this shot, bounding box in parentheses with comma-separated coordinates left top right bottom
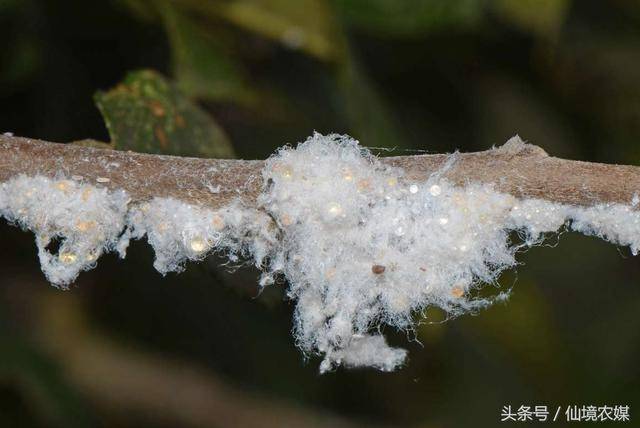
(0, 175, 129, 286)
(2, 133, 640, 372)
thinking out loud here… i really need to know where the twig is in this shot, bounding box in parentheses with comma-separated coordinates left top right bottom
(1, 134, 639, 208)
(26, 289, 361, 428)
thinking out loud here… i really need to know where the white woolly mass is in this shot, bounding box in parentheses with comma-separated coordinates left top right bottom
(0, 175, 129, 286)
(123, 199, 278, 275)
(1, 133, 640, 373)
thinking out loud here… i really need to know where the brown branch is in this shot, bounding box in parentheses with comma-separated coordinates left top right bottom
(2, 134, 639, 208)
(22, 287, 364, 428)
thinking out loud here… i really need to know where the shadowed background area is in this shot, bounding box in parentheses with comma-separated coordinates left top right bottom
(1, 0, 639, 427)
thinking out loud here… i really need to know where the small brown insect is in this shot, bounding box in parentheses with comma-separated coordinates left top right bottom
(371, 264, 386, 274)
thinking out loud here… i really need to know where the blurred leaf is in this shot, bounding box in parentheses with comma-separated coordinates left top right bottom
(116, 0, 160, 21)
(492, 0, 570, 38)
(546, 35, 640, 162)
(0, 0, 19, 13)
(0, 1, 42, 91)
(333, 0, 483, 37)
(457, 279, 568, 390)
(474, 74, 578, 158)
(338, 57, 406, 149)
(179, 0, 344, 61)
(95, 69, 235, 158)
(158, 1, 256, 104)
(0, 332, 93, 428)
(0, 36, 41, 91)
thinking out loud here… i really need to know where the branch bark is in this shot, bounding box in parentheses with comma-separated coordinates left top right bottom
(2, 134, 639, 208)
(31, 291, 360, 428)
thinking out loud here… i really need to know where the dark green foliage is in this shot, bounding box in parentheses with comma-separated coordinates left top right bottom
(95, 69, 234, 158)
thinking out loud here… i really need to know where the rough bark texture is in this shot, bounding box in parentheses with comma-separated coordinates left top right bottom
(2, 134, 639, 208)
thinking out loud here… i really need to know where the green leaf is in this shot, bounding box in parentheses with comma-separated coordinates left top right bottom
(491, 0, 569, 38)
(94, 69, 235, 158)
(158, 1, 256, 104)
(0, 332, 94, 428)
(333, 0, 483, 38)
(178, 0, 344, 61)
(116, 0, 160, 21)
(458, 279, 568, 386)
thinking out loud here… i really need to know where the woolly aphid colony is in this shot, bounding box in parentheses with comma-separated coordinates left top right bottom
(2, 134, 640, 373)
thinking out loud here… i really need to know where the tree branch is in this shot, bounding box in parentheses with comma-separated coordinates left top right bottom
(2, 134, 639, 208)
(31, 291, 361, 428)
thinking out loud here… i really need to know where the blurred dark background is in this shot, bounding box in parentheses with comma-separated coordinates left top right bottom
(1, 0, 640, 427)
